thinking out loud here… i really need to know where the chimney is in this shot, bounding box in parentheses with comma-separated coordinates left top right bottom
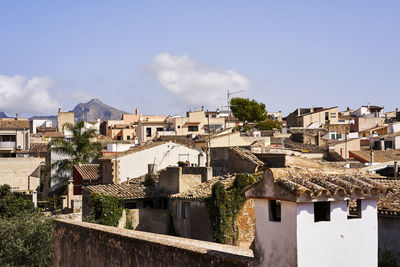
(347, 107, 350, 111)
(58, 108, 62, 113)
(201, 106, 204, 111)
(396, 108, 399, 112)
(15, 113, 18, 120)
(370, 149, 374, 164)
(394, 161, 398, 178)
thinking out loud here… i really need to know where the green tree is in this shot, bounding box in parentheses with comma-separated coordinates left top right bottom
(230, 97, 268, 127)
(48, 121, 102, 182)
(0, 184, 53, 266)
(255, 118, 282, 130)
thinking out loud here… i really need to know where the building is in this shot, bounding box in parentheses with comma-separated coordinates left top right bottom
(327, 138, 360, 159)
(350, 116, 385, 133)
(352, 105, 385, 118)
(370, 132, 400, 150)
(0, 157, 42, 191)
(286, 107, 339, 128)
(244, 167, 389, 267)
(99, 141, 203, 184)
(0, 118, 30, 157)
(57, 108, 74, 132)
(136, 120, 170, 143)
(30, 119, 53, 134)
(349, 150, 400, 163)
(72, 164, 101, 195)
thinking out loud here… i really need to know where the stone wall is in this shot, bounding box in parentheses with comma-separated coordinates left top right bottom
(53, 219, 254, 267)
(210, 147, 259, 176)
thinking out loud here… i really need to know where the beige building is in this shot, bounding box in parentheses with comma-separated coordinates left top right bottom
(0, 118, 30, 157)
(57, 108, 74, 132)
(286, 107, 339, 128)
(137, 120, 169, 143)
(328, 138, 360, 159)
(0, 157, 42, 191)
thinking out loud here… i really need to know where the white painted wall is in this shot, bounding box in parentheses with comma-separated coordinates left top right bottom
(107, 143, 136, 152)
(254, 199, 298, 267)
(389, 122, 400, 134)
(296, 199, 377, 267)
(118, 142, 201, 183)
(31, 119, 52, 134)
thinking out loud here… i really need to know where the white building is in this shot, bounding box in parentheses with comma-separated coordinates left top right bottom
(100, 141, 204, 184)
(30, 119, 53, 134)
(352, 105, 385, 118)
(244, 168, 388, 267)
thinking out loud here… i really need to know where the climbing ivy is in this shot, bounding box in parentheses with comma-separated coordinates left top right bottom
(125, 209, 134, 230)
(88, 193, 124, 227)
(205, 173, 262, 245)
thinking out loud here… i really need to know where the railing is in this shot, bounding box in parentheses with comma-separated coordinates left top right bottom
(0, 141, 15, 148)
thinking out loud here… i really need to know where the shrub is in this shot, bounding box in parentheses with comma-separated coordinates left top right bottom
(255, 119, 282, 130)
(88, 193, 124, 227)
(125, 209, 134, 230)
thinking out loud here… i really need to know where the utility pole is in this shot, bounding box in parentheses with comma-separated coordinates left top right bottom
(207, 109, 211, 167)
(226, 89, 244, 147)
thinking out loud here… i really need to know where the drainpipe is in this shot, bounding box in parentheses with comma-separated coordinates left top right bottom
(370, 149, 374, 164)
(394, 161, 398, 178)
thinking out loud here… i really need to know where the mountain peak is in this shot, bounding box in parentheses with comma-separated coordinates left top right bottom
(72, 99, 128, 121)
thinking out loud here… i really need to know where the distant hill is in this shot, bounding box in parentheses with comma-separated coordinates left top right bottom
(72, 98, 128, 122)
(0, 112, 9, 118)
(29, 99, 128, 125)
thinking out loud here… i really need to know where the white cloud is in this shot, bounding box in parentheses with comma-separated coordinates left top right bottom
(150, 53, 250, 108)
(0, 75, 60, 115)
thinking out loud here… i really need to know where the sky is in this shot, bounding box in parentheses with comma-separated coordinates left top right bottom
(0, 1, 399, 117)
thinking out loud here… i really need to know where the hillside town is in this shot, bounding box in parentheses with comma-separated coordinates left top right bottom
(0, 98, 399, 266)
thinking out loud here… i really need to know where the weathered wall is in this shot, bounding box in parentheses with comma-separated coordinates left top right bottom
(53, 219, 253, 267)
(378, 216, 400, 265)
(0, 157, 42, 191)
(128, 208, 170, 235)
(211, 147, 258, 176)
(236, 199, 256, 248)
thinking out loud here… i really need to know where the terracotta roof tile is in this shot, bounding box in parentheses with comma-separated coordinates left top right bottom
(0, 118, 30, 129)
(84, 184, 158, 199)
(74, 164, 100, 181)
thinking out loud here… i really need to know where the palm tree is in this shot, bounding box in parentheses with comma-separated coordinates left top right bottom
(48, 121, 103, 182)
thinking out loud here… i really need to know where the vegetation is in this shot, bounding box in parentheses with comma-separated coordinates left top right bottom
(205, 173, 262, 245)
(255, 118, 282, 130)
(48, 121, 102, 182)
(0, 185, 53, 266)
(230, 97, 267, 127)
(125, 209, 134, 230)
(379, 248, 400, 267)
(87, 193, 124, 227)
(143, 173, 155, 187)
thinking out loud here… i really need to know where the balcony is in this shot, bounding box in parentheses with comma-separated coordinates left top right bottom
(0, 141, 16, 150)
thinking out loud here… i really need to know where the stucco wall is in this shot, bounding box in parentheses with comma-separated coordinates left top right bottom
(0, 157, 42, 191)
(117, 142, 200, 183)
(128, 208, 170, 235)
(253, 199, 297, 267)
(296, 199, 377, 267)
(53, 219, 253, 267)
(378, 216, 400, 265)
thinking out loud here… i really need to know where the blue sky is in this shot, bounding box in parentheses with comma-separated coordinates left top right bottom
(0, 1, 399, 117)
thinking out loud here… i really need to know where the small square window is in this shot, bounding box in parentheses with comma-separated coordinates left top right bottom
(314, 202, 330, 222)
(347, 199, 362, 219)
(269, 200, 281, 222)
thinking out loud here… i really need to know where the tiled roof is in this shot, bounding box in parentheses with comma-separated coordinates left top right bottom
(84, 184, 158, 199)
(100, 141, 179, 160)
(44, 132, 64, 138)
(245, 167, 389, 202)
(350, 150, 400, 163)
(289, 128, 328, 137)
(74, 164, 100, 181)
(230, 147, 264, 167)
(169, 176, 235, 200)
(30, 143, 48, 153)
(0, 118, 30, 129)
(373, 178, 400, 213)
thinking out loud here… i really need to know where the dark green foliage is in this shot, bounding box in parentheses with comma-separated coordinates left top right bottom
(0, 212, 53, 266)
(48, 121, 103, 182)
(168, 216, 178, 236)
(0, 185, 35, 219)
(206, 173, 262, 245)
(255, 119, 282, 130)
(379, 248, 400, 267)
(125, 209, 134, 230)
(0, 184, 53, 266)
(88, 193, 124, 227)
(230, 98, 267, 126)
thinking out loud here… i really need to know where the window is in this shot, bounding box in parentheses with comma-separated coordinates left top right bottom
(212, 114, 216, 118)
(182, 202, 190, 219)
(117, 136, 122, 140)
(188, 125, 198, 132)
(156, 127, 164, 132)
(330, 113, 337, 118)
(331, 133, 336, 139)
(269, 200, 281, 222)
(143, 200, 153, 209)
(336, 134, 342, 139)
(178, 125, 181, 128)
(314, 202, 330, 222)
(146, 127, 152, 137)
(127, 136, 131, 140)
(347, 199, 362, 219)
(325, 112, 329, 121)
